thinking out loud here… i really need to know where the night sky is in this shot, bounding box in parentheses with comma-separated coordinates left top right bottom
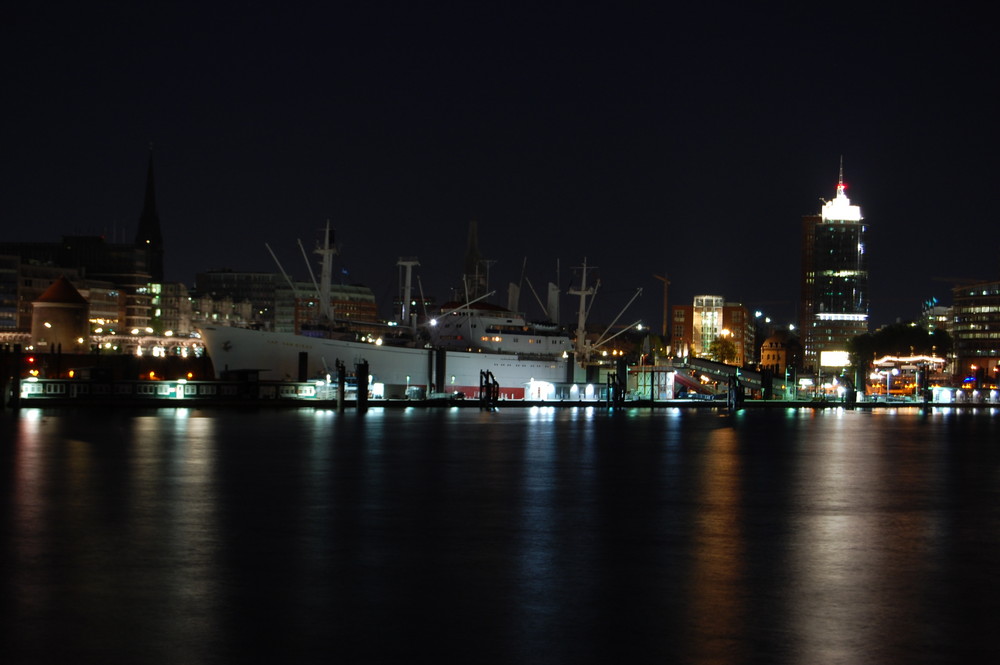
(3, 2, 997, 331)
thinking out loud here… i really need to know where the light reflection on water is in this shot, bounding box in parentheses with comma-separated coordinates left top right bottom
(1, 406, 999, 664)
(685, 425, 746, 663)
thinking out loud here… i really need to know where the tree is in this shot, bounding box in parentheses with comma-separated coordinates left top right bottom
(708, 336, 738, 364)
(848, 322, 951, 368)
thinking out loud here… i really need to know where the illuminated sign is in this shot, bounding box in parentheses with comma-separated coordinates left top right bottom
(816, 313, 868, 321)
(820, 350, 850, 367)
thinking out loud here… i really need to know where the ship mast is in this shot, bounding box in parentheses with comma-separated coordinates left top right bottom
(397, 257, 420, 330)
(568, 258, 599, 361)
(314, 221, 337, 320)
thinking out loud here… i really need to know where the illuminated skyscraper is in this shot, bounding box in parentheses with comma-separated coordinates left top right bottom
(799, 164, 868, 371)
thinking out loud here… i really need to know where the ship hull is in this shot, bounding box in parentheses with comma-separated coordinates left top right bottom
(199, 325, 569, 399)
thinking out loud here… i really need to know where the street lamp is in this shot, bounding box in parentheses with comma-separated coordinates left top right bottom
(871, 367, 899, 400)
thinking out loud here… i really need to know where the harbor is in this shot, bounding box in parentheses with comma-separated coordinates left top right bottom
(8, 375, 997, 411)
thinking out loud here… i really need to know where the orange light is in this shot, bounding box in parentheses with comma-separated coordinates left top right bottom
(186, 372, 193, 379)
(149, 371, 156, 380)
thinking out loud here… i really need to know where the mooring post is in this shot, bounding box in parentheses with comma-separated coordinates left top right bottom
(0, 344, 8, 410)
(8, 344, 22, 410)
(357, 360, 369, 413)
(336, 359, 346, 412)
(479, 370, 499, 410)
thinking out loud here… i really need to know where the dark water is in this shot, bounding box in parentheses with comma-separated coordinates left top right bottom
(1, 405, 999, 664)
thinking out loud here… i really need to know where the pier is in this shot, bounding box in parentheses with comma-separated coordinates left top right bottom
(7, 376, 997, 410)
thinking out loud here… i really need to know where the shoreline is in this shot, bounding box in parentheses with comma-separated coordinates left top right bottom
(7, 397, 997, 411)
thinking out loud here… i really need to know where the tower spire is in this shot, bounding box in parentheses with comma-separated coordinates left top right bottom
(135, 146, 165, 281)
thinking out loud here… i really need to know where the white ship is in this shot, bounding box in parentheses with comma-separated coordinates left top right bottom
(198, 227, 622, 400)
(199, 322, 571, 399)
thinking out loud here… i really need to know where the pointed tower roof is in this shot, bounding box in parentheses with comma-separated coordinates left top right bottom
(135, 148, 163, 247)
(135, 147, 165, 281)
(35, 275, 89, 305)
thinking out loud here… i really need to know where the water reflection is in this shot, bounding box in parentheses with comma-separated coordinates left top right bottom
(684, 426, 746, 663)
(2, 406, 999, 663)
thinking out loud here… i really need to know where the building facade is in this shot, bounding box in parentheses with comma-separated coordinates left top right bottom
(0, 254, 128, 343)
(671, 295, 752, 366)
(30, 276, 91, 353)
(0, 255, 21, 332)
(0, 152, 166, 332)
(195, 270, 278, 329)
(193, 271, 379, 334)
(799, 169, 869, 371)
(151, 282, 193, 335)
(951, 280, 1000, 386)
(759, 330, 803, 376)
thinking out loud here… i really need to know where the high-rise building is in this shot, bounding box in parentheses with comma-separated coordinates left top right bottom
(799, 165, 869, 371)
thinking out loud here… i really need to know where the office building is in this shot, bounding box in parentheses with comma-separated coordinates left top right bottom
(671, 295, 752, 366)
(951, 280, 1000, 386)
(799, 166, 869, 371)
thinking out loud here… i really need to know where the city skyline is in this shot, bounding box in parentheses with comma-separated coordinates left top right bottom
(3, 3, 997, 330)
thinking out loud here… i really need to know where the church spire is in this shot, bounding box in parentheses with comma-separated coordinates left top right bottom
(135, 146, 165, 281)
